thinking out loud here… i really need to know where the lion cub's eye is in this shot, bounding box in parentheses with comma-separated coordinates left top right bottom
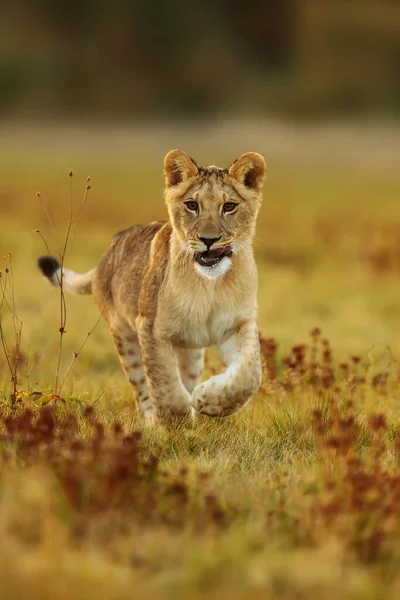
(185, 200, 199, 213)
(222, 202, 238, 214)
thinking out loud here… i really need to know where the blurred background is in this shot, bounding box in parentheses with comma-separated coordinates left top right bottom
(0, 0, 400, 393)
(0, 0, 399, 119)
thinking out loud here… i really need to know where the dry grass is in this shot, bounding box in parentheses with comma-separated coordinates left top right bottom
(1, 121, 400, 599)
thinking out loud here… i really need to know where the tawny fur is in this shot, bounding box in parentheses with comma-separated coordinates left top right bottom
(38, 150, 266, 425)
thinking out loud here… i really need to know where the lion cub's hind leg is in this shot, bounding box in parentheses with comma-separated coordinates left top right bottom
(176, 348, 205, 394)
(110, 316, 155, 426)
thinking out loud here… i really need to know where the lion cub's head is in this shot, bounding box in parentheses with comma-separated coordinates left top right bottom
(164, 149, 266, 279)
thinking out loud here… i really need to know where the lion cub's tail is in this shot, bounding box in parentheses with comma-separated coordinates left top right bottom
(37, 255, 94, 295)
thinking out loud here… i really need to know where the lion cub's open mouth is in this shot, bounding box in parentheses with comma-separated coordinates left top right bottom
(194, 245, 233, 268)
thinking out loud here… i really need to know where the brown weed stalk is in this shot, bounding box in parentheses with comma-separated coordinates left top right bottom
(35, 173, 91, 396)
(0, 254, 23, 407)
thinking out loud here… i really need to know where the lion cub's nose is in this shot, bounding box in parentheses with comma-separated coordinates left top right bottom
(199, 236, 221, 250)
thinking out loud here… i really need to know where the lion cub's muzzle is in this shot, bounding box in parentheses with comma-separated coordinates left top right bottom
(194, 245, 233, 268)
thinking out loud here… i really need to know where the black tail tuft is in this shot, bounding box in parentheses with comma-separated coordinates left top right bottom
(38, 255, 60, 279)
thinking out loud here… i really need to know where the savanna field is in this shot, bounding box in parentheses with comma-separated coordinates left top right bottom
(1, 120, 400, 599)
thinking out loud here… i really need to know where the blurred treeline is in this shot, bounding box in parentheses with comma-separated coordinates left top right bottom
(0, 0, 399, 119)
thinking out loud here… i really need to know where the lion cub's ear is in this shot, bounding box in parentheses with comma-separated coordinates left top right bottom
(228, 152, 266, 191)
(164, 149, 199, 187)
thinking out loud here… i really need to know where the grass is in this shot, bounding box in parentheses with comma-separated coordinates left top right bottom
(1, 120, 400, 598)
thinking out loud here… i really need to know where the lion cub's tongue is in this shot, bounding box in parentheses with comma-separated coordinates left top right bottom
(206, 245, 232, 259)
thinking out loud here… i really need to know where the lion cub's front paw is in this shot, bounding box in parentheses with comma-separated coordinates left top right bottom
(156, 391, 194, 425)
(191, 376, 243, 418)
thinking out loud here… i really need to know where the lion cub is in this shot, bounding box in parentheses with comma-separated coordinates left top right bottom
(38, 150, 266, 425)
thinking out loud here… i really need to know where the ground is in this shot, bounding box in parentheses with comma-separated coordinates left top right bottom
(1, 120, 400, 599)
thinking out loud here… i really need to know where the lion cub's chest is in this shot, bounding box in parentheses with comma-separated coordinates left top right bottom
(176, 313, 236, 349)
(168, 293, 242, 349)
